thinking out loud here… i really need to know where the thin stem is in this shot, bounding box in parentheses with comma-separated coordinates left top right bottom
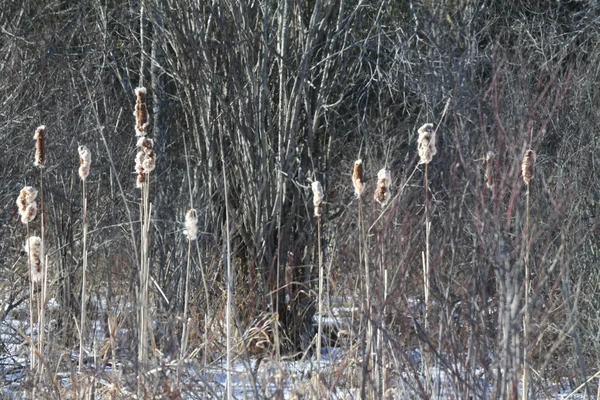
(316, 216, 323, 373)
(26, 223, 35, 372)
(37, 167, 46, 379)
(522, 183, 531, 400)
(79, 180, 88, 372)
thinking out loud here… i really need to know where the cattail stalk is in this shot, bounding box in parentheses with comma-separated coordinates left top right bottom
(417, 123, 436, 396)
(33, 126, 47, 378)
(312, 181, 325, 376)
(180, 209, 198, 363)
(521, 149, 535, 400)
(78, 146, 91, 372)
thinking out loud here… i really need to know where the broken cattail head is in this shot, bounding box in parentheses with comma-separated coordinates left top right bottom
(78, 145, 92, 181)
(136, 137, 156, 173)
(352, 159, 365, 197)
(25, 236, 43, 283)
(184, 209, 198, 241)
(134, 87, 149, 137)
(17, 186, 38, 224)
(521, 149, 536, 185)
(485, 151, 494, 189)
(312, 181, 324, 217)
(374, 168, 391, 205)
(417, 123, 437, 165)
(135, 151, 146, 188)
(34, 125, 46, 167)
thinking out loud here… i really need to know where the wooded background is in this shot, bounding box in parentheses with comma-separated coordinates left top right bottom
(1, 0, 599, 398)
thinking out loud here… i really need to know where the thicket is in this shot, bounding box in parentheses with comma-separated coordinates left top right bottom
(0, 0, 598, 398)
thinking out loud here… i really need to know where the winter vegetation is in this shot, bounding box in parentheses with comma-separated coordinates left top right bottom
(0, 1, 599, 399)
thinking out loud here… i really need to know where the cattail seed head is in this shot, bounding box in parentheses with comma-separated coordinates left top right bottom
(78, 145, 92, 181)
(521, 149, 536, 185)
(184, 209, 198, 241)
(25, 236, 43, 283)
(34, 125, 46, 167)
(352, 159, 365, 197)
(417, 123, 437, 165)
(135, 151, 146, 188)
(136, 137, 156, 173)
(485, 151, 494, 189)
(374, 168, 391, 205)
(312, 181, 324, 217)
(134, 87, 149, 137)
(17, 186, 38, 224)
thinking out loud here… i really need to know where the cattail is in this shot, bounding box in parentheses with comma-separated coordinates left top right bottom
(521, 149, 536, 185)
(312, 181, 324, 217)
(417, 123, 437, 165)
(184, 209, 198, 241)
(25, 236, 43, 282)
(136, 137, 156, 173)
(135, 151, 146, 188)
(352, 159, 365, 197)
(34, 125, 46, 167)
(78, 145, 92, 181)
(17, 186, 38, 224)
(374, 168, 391, 205)
(485, 151, 494, 189)
(134, 87, 149, 137)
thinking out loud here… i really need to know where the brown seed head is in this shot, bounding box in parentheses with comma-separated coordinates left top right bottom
(352, 159, 364, 197)
(25, 236, 43, 283)
(485, 151, 494, 189)
(374, 168, 391, 205)
(34, 125, 46, 167)
(521, 149, 536, 185)
(312, 181, 324, 217)
(134, 87, 149, 136)
(78, 145, 92, 181)
(17, 187, 38, 223)
(135, 151, 146, 188)
(417, 123, 437, 165)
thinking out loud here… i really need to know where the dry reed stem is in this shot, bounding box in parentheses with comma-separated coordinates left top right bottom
(134, 87, 149, 136)
(521, 149, 535, 185)
(78, 145, 91, 181)
(312, 181, 324, 217)
(485, 151, 494, 189)
(34, 126, 46, 167)
(417, 123, 437, 165)
(352, 159, 365, 197)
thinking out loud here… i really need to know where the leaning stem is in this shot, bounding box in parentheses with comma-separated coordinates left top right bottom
(37, 167, 46, 378)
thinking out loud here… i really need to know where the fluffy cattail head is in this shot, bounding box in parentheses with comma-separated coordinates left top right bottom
(17, 186, 38, 224)
(136, 137, 156, 173)
(184, 209, 198, 241)
(521, 149, 536, 185)
(24, 236, 43, 283)
(312, 181, 324, 217)
(417, 123, 437, 165)
(352, 159, 365, 197)
(374, 168, 391, 205)
(34, 125, 46, 167)
(135, 151, 146, 188)
(485, 151, 494, 189)
(78, 145, 92, 181)
(134, 87, 149, 136)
